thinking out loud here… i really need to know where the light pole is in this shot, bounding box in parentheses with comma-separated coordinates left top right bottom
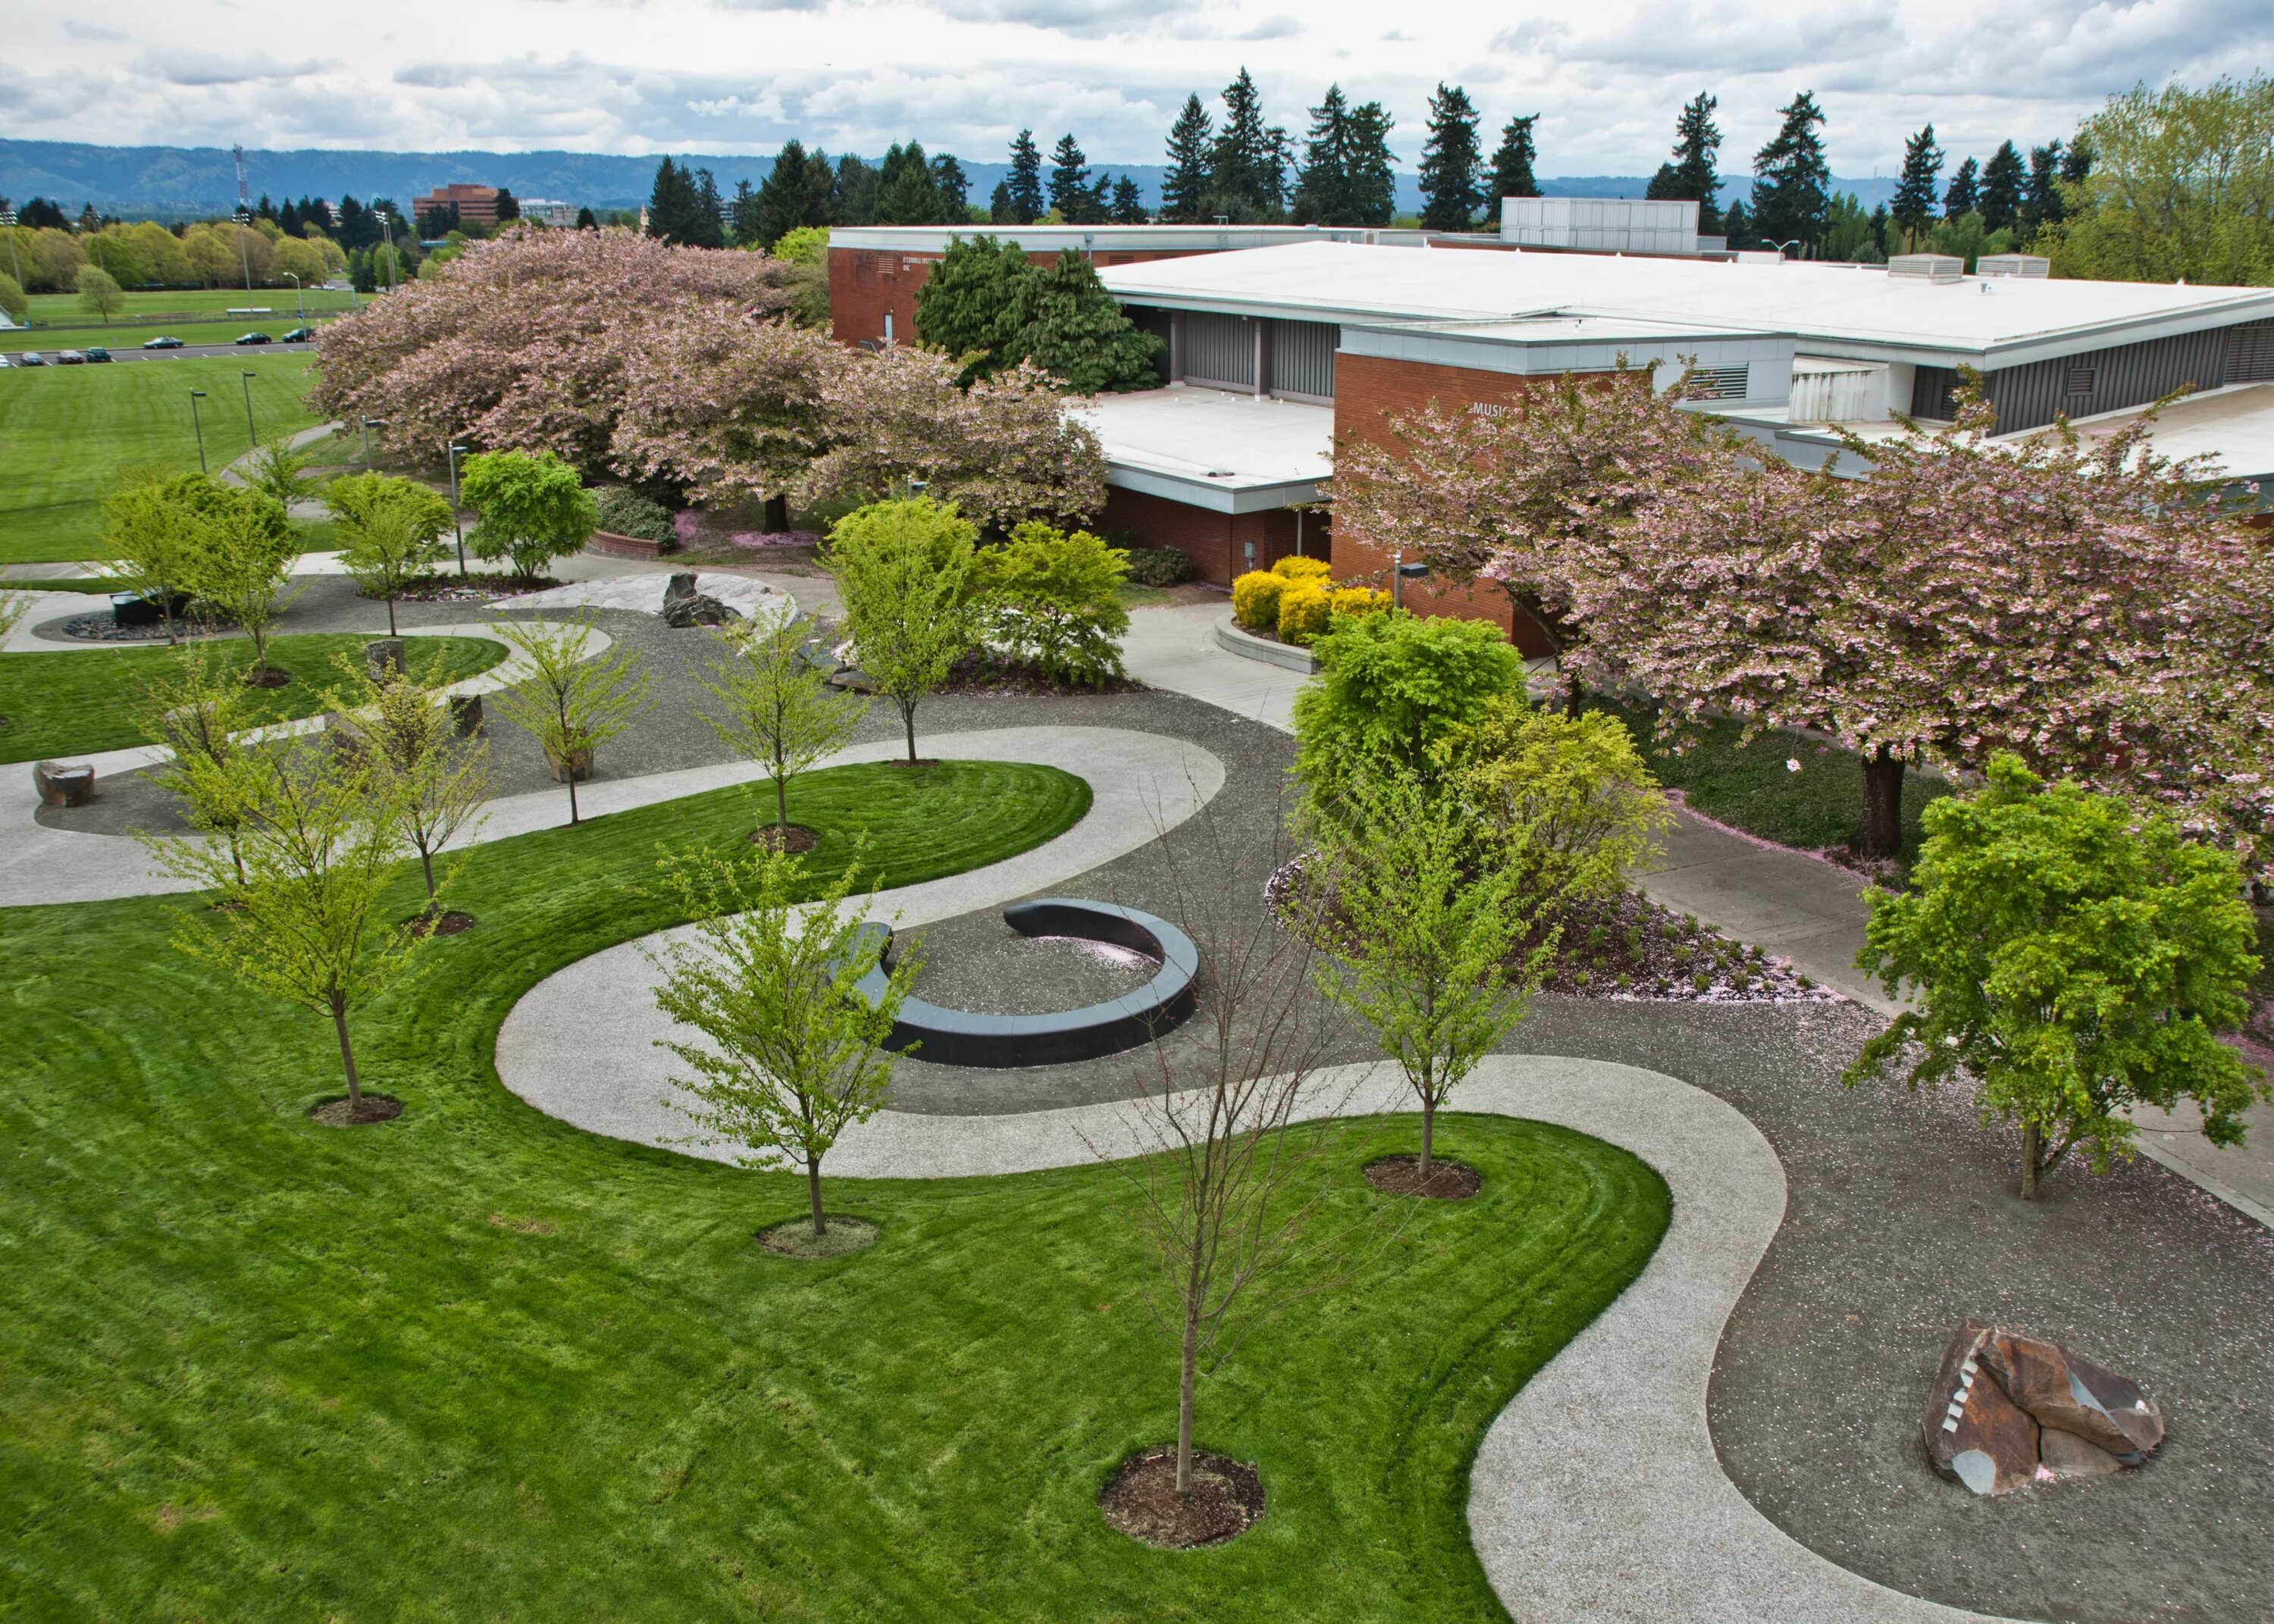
(235, 206, 256, 308)
(377, 214, 397, 293)
(362, 416, 387, 470)
(240, 371, 259, 451)
(190, 390, 209, 474)
(1389, 549, 1427, 611)
(1774, 239, 1804, 262)
(446, 440, 471, 573)
(0, 209, 23, 324)
(281, 271, 302, 321)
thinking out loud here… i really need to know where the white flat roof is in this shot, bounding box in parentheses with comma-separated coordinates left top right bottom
(1069, 386, 1331, 513)
(828, 224, 1434, 255)
(1099, 241, 2274, 369)
(2065, 382, 2274, 483)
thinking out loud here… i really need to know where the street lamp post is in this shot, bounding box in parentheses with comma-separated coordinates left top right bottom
(190, 390, 209, 474)
(446, 440, 471, 574)
(235, 206, 256, 308)
(282, 271, 302, 321)
(362, 416, 387, 470)
(1389, 549, 1428, 611)
(0, 210, 23, 322)
(240, 371, 259, 452)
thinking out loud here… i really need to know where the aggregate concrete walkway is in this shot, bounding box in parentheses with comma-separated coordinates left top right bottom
(1120, 601, 2274, 1232)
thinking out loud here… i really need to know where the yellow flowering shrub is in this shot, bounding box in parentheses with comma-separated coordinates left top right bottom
(1329, 586, 1392, 620)
(1231, 569, 1286, 631)
(1278, 579, 1334, 646)
(1271, 555, 1333, 582)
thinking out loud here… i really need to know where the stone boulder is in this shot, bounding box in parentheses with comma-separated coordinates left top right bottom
(33, 759, 96, 807)
(1923, 1319, 2163, 1494)
(366, 638, 406, 680)
(661, 572, 738, 629)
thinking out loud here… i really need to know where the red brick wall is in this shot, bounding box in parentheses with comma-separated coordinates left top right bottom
(829, 246, 1215, 347)
(1100, 487, 1328, 587)
(1330, 352, 1615, 657)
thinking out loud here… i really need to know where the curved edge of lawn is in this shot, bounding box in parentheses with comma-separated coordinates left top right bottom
(0, 631, 510, 764)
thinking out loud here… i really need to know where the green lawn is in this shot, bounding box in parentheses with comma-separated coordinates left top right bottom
(0, 355, 321, 564)
(24, 286, 363, 322)
(1590, 695, 1952, 863)
(0, 633, 505, 762)
(0, 759, 1668, 1621)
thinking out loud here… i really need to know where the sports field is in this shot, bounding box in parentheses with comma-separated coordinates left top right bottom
(0, 353, 322, 564)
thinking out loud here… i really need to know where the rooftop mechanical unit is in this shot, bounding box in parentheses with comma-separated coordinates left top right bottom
(1887, 253, 1965, 284)
(1976, 254, 2052, 279)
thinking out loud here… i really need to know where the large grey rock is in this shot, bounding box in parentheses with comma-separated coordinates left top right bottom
(661, 572, 738, 629)
(1980, 1328, 2164, 1461)
(366, 637, 406, 679)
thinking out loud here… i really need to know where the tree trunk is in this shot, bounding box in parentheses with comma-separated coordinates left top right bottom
(331, 999, 362, 1112)
(2020, 1122, 2041, 1201)
(807, 1159, 828, 1238)
(1176, 1301, 1199, 1495)
(764, 492, 790, 534)
(1860, 745, 1906, 859)
(1419, 1096, 1436, 1179)
(385, 591, 399, 637)
(902, 702, 918, 765)
(775, 771, 791, 839)
(227, 831, 245, 887)
(567, 762, 581, 826)
(419, 843, 437, 903)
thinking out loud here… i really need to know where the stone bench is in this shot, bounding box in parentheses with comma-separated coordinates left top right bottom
(33, 759, 96, 807)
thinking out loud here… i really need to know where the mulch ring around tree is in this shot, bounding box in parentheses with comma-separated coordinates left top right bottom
(747, 824, 819, 853)
(755, 1216, 878, 1259)
(387, 574, 562, 603)
(1364, 1154, 1482, 1200)
(401, 910, 478, 937)
(1098, 1447, 1266, 1549)
(241, 668, 292, 690)
(309, 1094, 405, 1128)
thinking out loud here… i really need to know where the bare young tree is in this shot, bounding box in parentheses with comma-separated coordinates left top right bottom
(139, 645, 265, 884)
(486, 613, 649, 825)
(697, 613, 867, 845)
(328, 646, 493, 912)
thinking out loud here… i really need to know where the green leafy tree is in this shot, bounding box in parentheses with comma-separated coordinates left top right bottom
(1928, 210, 2012, 272)
(145, 734, 428, 1122)
(241, 433, 319, 515)
(1751, 89, 1831, 252)
(139, 646, 264, 884)
(1417, 83, 1483, 231)
(101, 477, 200, 643)
(769, 223, 832, 327)
(1486, 113, 1542, 227)
(1160, 95, 1214, 222)
(1850, 755, 2266, 1200)
(915, 233, 1034, 380)
(827, 497, 983, 764)
(184, 484, 299, 683)
(328, 646, 493, 909)
(74, 264, 124, 324)
(0, 271, 27, 325)
(1820, 191, 1881, 261)
(1449, 697, 1669, 905)
(1006, 129, 1045, 224)
(327, 471, 456, 634)
(1292, 611, 1523, 822)
(976, 521, 1130, 687)
(1311, 767, 1551, 1178)
(697, 614, 869, 843)
(1944, 155, 1980, 219)
(1980, 139, 2026, 233)
(486, 612, 650, 825)
(647, 846, 919, 1241)
(459, 449, 597, 580)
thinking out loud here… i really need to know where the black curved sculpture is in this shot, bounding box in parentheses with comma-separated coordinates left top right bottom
(848, 899, 1198, 1069)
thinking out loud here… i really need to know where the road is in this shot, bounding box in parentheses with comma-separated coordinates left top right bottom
(0, 340, 319, 365)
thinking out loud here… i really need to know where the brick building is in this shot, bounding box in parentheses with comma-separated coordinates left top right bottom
(411, 183, 503, 227)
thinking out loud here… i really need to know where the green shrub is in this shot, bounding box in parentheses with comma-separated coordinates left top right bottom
(1123, 546, 1196, 587)
(1292, 611, 1524, 815)
(593, 487, 678, 547)
(977, 521, 1131, 687)
(1330, 585, 1391, 620)
(460, 450, 597, 580)
(1232, 569, 1285, 631)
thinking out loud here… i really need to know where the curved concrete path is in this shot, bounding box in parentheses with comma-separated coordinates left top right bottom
(0, 620, 612, 906)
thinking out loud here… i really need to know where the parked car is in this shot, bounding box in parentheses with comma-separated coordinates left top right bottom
(19, 352, 46, 366)
(280, 327, 315, 343)
(142, 335, 184, 349)
(233, 331, 274, 346)
(55, 350, 86, 365)
(84, 347, 111, 362)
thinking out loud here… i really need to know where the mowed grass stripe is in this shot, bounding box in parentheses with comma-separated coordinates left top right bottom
(0, 757, 1667, 1621)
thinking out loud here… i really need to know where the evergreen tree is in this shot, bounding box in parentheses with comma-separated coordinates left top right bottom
(1642, 92, 1721, 232)
(1207, 68, 1289, 219)
(2059, 137, 2093, 186)
(931, 153, 970, 220)
(1979, 139, 2025, 233)
(256, 193, 277, 221)
(335, 196, 374, 251)
(1010, 249, 1163, 393)
(1868, 202, 1890, 255)
(1721, 196, 1751, 249)
(1943, 155, 1979, 219)
(877, 142, 945, 224)
(1486, 113, 1540, 226)
(301, 196, 336, 235)
(1417, 83, 1483, 231)
(1048, 133, 1095, 220)
(2022, 140, 2066, 236)
(692, 167, 727, 247)
(1890, 124, 1944, 240)
(729, 178, 762, 246)
(1160, 94, 1214, 222)
(833, 154, 879, 226)
(1007, 129, 1045, 224)
(575, 206, 598, 231)
(1292, 84, 1355, 225)
(1345, 99, 1398, 227)
(278, 198, 303, 236)
(1749, 89, 1831, 253)
(646, 158, 708, 244)
(915, 235, 1032, 378)
(754, 140, 834, 249)
(1109, 175, 1148, 224)
(989, 180, 1016, 224)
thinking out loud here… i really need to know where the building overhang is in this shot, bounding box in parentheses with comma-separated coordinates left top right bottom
(1106, 465, 1323, 514)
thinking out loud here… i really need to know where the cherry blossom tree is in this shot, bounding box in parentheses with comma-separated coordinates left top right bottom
(801, 345, 1108, 532)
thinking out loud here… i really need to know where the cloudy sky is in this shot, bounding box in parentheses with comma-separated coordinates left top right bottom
(9, 0, 2268, 174)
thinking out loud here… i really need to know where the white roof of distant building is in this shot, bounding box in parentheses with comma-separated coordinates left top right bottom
(1098, 240, 2274, 370)
(828, 224, 1437, 255)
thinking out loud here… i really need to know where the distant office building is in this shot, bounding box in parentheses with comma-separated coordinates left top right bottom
(412, 183, 503, 227)
(519, 198, 578, 227)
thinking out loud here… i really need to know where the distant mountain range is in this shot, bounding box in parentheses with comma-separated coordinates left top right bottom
(0, 136, 1900, 221)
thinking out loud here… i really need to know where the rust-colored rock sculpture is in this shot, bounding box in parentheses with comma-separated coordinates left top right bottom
(1923, 1319, 2164, 1495)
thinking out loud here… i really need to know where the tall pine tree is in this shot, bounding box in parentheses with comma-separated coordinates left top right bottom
(647, 158, 709, 245)
(1345, 100, 1398, 227)
(2022, 140, 2065, 236)
(729, 179, 762, 246)
(833, 155, 879, 226)
(1643, 92, 1721, 233)
(1417, 83, 1483, 231)
(1943, 155, 1979, 219)
(932, 153, 970, 220)
(1979, 139, 2025, 233)
(1207, 68, 1289, 220)
(1890, 124, 1944, 239)
(1160, 94, 1214, 223)
(1109, 175, 1148, 224)
(1721, 196, 1752, 249)
(877, 142, 944, 224)
(1749, 89, 1831, 254)
(1048, 133, 1094, 220)
(1006, 130, 1045, 224)
(1292, 84, 1355, 224)
(690, 168, 726, 247)
(1484, 113, 1539, 227)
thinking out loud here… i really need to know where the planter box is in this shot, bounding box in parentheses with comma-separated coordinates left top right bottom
(1213, 612, 1320, 674)
(587, 529, 674, 560)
